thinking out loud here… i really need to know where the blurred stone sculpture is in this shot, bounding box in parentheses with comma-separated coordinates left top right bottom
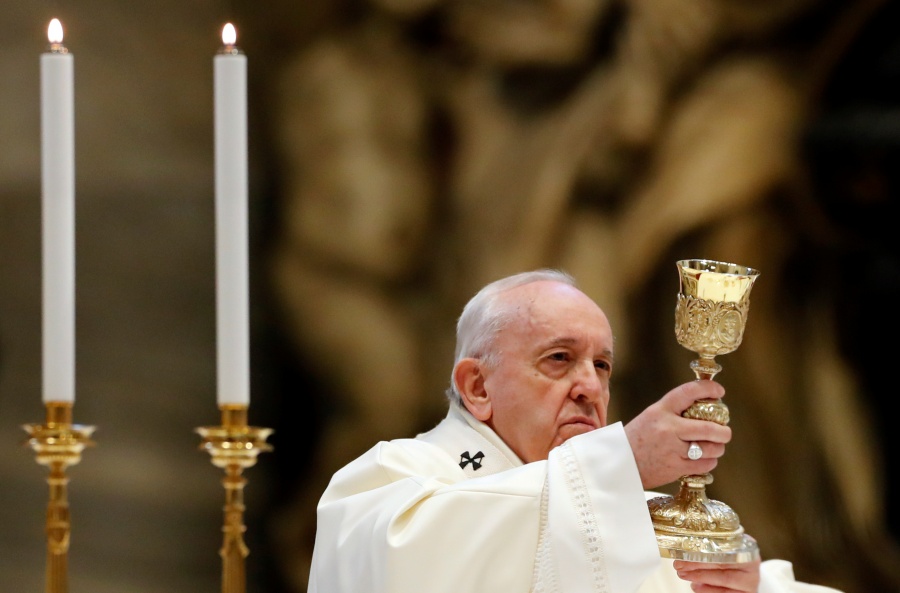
(261, 0, 900, 591)
(267, 22, 437, 591)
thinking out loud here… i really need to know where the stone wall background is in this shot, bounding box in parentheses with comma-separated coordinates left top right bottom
(1, 1, 899, 593)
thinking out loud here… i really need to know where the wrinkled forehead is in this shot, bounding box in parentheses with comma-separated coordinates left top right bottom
(501, 281, 613, 345)
(504, 280, 603, 313)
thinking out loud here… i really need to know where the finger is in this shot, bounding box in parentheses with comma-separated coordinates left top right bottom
(673, 561, 761, 593)
(665, 381, 725, 413)
(676, 571, 752, 592)
(678, 458, 718, 475)
(680, 422, 732, 445)
(674, 561, 747, 574)
(682, 442, 725, 460)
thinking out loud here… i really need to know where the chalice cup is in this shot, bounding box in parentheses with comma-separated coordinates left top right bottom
(647, 259, 761, 563)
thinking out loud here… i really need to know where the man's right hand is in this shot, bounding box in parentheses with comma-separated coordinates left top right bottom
(623, 380, 732, 489)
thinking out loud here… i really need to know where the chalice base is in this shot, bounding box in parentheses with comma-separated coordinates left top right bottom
(655, 529, 759, 563)
(648, 482, 760, 564)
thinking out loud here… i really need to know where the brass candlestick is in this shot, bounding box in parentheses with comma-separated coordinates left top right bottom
(197, 405, 273, 593)
(23, 401, 96, 593)
(648, 259, 761, 563)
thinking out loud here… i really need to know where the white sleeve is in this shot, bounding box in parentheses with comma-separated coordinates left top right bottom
(758, 560, 845, 593)
(539, 421, 660, 593)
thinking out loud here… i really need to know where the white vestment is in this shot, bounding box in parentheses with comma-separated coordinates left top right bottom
(308, 404, 841, 593)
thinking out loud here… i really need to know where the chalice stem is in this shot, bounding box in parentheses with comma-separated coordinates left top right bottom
(690, 356, 721, 381)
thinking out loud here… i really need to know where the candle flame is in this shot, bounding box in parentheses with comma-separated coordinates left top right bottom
(48, 18, 64, 44)
(222, 23, 237, 46)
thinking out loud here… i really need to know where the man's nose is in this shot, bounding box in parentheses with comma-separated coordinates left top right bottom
(571, 361, 602, 401)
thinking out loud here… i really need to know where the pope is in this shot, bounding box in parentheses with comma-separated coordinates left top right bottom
(307, 269, 842, 593)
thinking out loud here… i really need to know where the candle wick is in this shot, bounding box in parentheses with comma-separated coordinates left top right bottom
(218, 45, 242, 56)
(48, 42, 68, 54)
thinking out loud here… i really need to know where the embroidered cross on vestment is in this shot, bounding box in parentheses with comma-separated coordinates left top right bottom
(459, 450, 484, 470)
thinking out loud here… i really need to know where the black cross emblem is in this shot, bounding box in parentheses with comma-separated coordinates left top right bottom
(459, 450, 484, 470)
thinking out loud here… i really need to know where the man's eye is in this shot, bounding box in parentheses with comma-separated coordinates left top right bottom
(594, 360, 611, 372)
(548, 352, 569, 362)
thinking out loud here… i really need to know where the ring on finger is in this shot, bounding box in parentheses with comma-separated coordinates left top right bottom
(687, 442, 703, 460)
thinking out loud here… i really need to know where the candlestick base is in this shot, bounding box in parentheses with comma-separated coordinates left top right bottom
(197, 405, 273, 593)
(22, 401, 96, 593)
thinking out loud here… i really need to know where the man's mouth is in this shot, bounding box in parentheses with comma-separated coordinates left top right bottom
(558, 417, 599, 439)
(564, 416, 598, 429)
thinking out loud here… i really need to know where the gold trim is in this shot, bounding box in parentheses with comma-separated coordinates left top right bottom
(197, 406, 273, 593)
(23, 402, 96, 593)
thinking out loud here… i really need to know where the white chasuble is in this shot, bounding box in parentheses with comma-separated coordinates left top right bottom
(308, 404, 844, 593)
(308, 404, 658, 593)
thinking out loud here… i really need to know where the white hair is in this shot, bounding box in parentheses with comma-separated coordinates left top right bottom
(445, 269, 577, 405)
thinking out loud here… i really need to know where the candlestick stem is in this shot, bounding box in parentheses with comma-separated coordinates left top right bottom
(23, 402, 96, 593)
(222, 464, 249, 593)
(197, 405, 272, 593)
(46, 460, 70, 593)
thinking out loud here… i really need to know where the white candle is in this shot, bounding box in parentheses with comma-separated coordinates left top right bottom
(41, 18, 75, 403)
(214, 23, 250, 406)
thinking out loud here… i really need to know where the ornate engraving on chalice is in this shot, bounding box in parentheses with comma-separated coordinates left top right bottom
(648, 259, 761, 563)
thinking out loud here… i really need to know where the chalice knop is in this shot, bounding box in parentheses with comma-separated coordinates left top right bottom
(647, 259, 761, 563)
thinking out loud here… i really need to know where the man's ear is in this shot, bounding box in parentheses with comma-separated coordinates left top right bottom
(453, 358, 492, 422)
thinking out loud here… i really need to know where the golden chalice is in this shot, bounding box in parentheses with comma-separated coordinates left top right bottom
(648, 259, 761, 563)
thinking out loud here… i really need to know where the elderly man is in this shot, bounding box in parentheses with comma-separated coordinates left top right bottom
(307, 269, 840, 593)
